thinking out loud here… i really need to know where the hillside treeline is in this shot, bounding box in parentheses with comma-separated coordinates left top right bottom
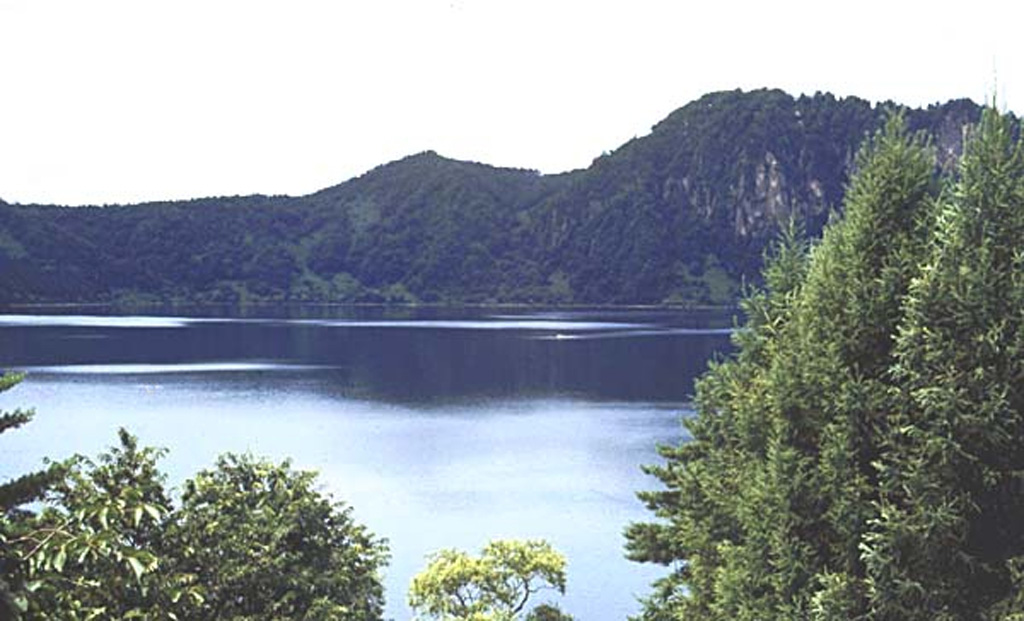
(0, 90, 989, 307)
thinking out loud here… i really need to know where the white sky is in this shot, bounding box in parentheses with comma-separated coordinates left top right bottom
(0, 0, 1020, 206)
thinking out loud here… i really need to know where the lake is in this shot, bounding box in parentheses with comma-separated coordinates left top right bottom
(0, 306, 735, 620)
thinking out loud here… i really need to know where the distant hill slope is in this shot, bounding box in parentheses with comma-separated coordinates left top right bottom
(531, 90, 983, 303)
(0, 89, 990, 306)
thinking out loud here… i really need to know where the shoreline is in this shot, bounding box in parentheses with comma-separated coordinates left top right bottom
(0, 300, 740, 314)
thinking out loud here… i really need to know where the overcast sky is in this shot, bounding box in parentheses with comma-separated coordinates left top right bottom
(1, 0, 1019, 206)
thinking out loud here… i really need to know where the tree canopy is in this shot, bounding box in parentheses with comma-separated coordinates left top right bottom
(3, 431, 388, 620)
(627, 106, 1024, 619)
(0, 372, 63, 618)
(408, 539, 568, 621)
(169, 453, 389, 620)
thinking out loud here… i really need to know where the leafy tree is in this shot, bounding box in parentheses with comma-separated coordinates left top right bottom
(169, 453, 389, 620)
(524, 603, 574, 621)
(8, 429, 193, 620)
(409, 539, 567, 621)
(4, 433, 389, 620)
(0, 372, 62, 619)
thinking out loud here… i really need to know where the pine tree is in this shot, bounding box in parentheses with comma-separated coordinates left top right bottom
(772, 114, 935, 620)
(0, 374, 56, 512)
(631, 104, 1024, 620)
(863, 106, 1024, 620)
(624, 219, 806, 620)
(627, 114, 938, 619)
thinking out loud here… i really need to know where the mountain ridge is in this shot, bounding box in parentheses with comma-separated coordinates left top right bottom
(0, 88, 995, 306)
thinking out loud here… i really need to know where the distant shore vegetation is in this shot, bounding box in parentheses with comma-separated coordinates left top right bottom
(0, 89, 993, 308)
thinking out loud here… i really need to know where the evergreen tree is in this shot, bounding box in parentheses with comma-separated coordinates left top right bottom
(627, 114, 938, 619)
(768, 114, 935, 620)
(0, 373, 58, 511)
(863, 107, 1024, 620)
(631, 104, 1024, 620)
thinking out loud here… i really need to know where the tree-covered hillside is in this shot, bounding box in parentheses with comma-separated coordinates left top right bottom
(0, 89, 992, 306)
(533, 90, 983, 303)
(301, 152, 570, 303)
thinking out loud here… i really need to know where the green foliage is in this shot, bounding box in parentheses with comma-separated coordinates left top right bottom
(628, 107, 1024, 619)
(0, 372, 63, 619)
(408, 539, 568, 621)
(12, 430, 184, 619)
(0, 373, 59, 512)
(524, 603, 574, 621)
(170, 453, 388, 620)
(0, 91, 991, 306)
(863, 106, 1024, 620)
(4, 431, 388, 620)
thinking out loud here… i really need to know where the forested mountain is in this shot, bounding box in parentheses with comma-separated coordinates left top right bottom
(0, 89, 991, 306)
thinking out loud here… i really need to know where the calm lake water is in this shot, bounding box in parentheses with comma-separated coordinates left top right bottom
(0, 306, 735, 620)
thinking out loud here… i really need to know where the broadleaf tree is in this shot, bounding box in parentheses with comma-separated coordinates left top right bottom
(409, 539, 568, 621)
(0, 372, 63, 619)
(3, 431, 389, 620)
(11, 429, 197, 619)
(167, 453, 389, 621)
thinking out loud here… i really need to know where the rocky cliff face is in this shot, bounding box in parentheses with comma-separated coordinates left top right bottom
(730, 149, 826, 239)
